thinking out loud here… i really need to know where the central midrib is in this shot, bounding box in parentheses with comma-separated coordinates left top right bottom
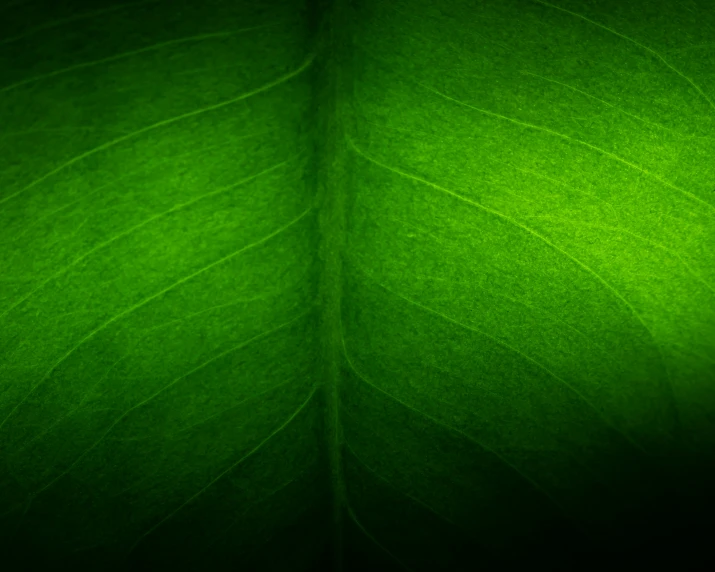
(313, 0, 351, 570)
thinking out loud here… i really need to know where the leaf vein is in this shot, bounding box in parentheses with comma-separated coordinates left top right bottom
(0, 23, 285, 90)
(406, 81, 715, 217)
(343, 436, 456, 526)
(0, 154, 298, 321)
(340, 333, 569, 514)
(0, 207, 312, 433)
(530, 0, 715, 115)
(0, 53, 315, 207)
(346, 137, 678, 442)
(127, 383, 319, 556)
(352, 265, 647, 454)
(346, 504, 416, 572)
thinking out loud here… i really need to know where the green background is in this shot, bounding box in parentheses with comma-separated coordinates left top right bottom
(0, 0, 713, 569)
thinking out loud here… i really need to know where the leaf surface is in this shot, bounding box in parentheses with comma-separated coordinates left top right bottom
(1, 0, 714, 570)
(341, 0, 715, 567)
(0, 1, 329, 569)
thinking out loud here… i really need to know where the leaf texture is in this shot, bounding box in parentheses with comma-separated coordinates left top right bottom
(1, 0, 713, 570)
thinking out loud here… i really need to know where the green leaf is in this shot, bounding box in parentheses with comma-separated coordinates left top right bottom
(1, 0, 713, 570)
